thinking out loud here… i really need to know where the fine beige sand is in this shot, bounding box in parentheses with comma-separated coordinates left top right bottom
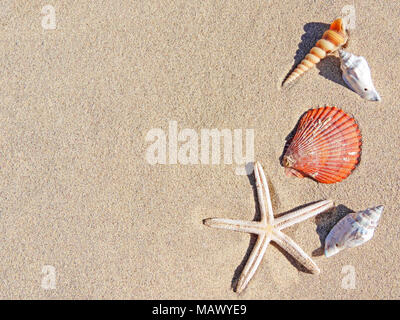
(0, 0, 399, 299)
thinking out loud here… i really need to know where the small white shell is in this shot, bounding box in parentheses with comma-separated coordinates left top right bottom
(339, 50, 381, 101)
(324, 205, 384, 257)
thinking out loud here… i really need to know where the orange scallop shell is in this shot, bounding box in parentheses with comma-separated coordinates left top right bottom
(282, 106, 361, 184)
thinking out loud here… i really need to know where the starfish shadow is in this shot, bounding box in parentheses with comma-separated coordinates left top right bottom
(271, 243, 309, 273)
(312, 204, 354, 256)
(231, 235, 258, 292)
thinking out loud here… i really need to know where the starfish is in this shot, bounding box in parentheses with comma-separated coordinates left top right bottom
(203, 162, 334, 294)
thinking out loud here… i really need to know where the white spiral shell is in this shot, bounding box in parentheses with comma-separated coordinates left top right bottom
(339, 50, 381, 101)
(324, 205, 384, 257)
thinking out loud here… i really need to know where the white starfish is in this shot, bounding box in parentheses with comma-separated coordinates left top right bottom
(204, 162, 334, 294)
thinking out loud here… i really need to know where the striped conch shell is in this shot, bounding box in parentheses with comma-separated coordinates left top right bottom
(324, 205, 384, 257)
(283, 18, 349, 86)
(282, 106, 361, 184)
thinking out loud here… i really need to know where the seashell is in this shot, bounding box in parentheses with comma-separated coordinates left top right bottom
(339, 50, 381, 101)
(283, 18, 349, 86)
(282, 106, 361, 184)
(324, 205, 384, 257)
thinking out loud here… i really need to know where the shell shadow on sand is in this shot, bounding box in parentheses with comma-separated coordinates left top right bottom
(317, 55, 349, 91)
(282, 22, 351, 91)
(312, 204, 354, 256)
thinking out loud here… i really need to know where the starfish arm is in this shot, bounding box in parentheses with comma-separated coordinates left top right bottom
(203, 218, 263, 235)
(274, 199, 334, 230)
(254, 162, 274, 224)
(272, 230, 320, 274)
(236, 232, 271, 294)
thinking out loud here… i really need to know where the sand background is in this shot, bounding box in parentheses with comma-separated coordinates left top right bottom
(0, 0, 399, 299)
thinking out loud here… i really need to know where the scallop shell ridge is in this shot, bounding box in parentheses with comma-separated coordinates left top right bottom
(283, 106, 361, 184)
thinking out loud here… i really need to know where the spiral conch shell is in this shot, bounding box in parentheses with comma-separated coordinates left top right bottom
(339, 50, 381, 101)
(282, 106, 361, 184)
(283, 18, 349, 86)
(324, 206, 384, 257)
